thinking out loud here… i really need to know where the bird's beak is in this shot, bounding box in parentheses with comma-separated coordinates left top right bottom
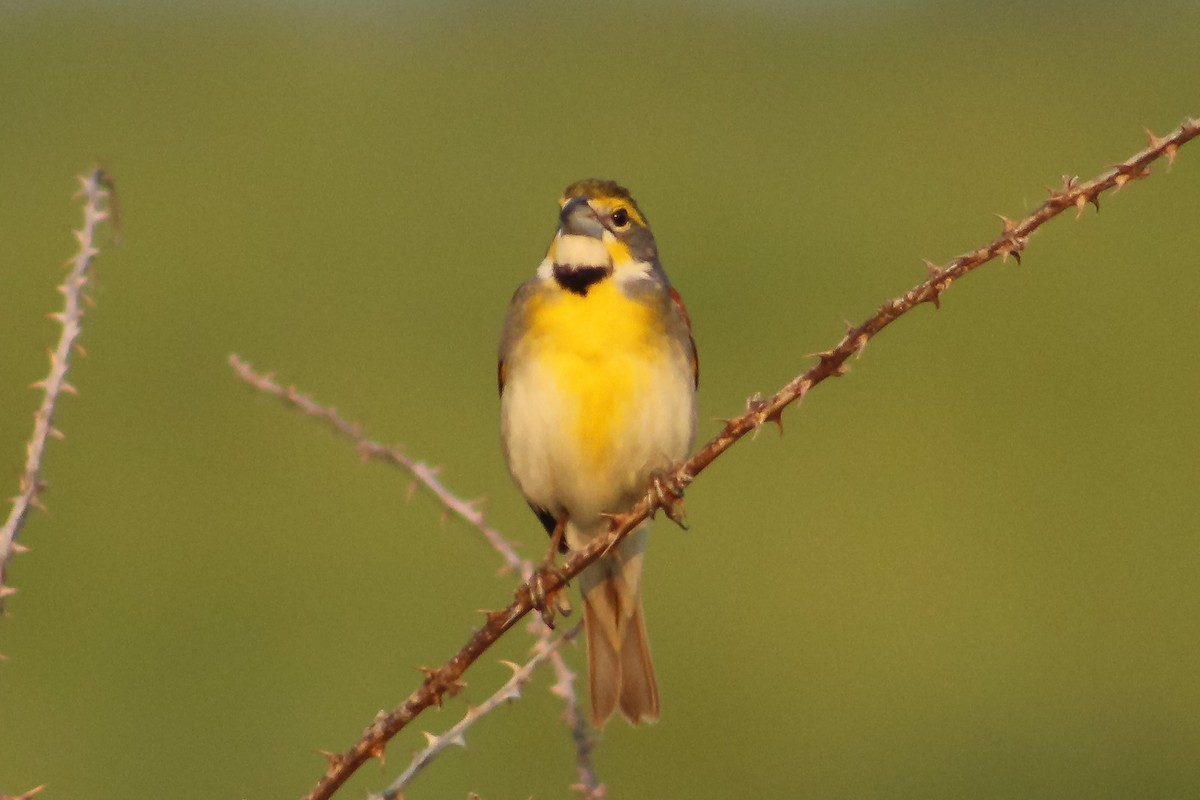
(559, 197, 605, 239)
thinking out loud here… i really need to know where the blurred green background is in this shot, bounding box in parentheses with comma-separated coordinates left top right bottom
(2, 1, 1198, 798)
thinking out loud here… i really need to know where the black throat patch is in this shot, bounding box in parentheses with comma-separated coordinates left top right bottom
(552, 264, 611, 296)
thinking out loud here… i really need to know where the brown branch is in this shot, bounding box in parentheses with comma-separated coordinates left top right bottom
(299, 117, 1198, 800)
(1, 168, 112, 616)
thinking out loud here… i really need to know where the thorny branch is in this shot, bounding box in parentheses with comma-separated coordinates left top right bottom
(550, 648, 603, 798)
(228, 354, 527, 577)
(1, 168, 112, 618)
(291, 118, 1197, 800)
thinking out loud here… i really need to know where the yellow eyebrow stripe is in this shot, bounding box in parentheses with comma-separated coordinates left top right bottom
(590, 197, 647, 228)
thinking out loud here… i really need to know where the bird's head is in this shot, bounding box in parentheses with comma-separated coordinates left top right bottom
(543, 179, 659, 294)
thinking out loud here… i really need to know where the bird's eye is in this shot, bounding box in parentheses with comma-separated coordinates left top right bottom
(611, 208, 630, 229)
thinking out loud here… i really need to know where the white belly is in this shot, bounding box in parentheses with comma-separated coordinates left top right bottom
(501, 342, 695, 541)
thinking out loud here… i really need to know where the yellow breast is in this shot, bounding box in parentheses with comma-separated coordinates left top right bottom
(524, 279, 665, 469)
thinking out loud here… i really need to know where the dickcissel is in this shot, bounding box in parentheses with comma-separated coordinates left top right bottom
(498, 179, 698, 726)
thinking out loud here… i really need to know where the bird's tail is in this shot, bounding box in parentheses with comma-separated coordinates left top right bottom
(577, 524, 659, 726)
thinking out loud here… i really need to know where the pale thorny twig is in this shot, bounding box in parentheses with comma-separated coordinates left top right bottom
(549, 649, 603, 798)
(229, 355, 602, 794)
(0, 168, 112, 617)
(371, 624, 583, 800)
(228, 354, 528, 578)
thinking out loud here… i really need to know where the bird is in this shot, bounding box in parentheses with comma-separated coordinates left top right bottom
(498, 179, 698, 726)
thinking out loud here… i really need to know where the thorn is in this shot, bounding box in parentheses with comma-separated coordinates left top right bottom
(0, 585, 17, 599)
(1049, 176, 1087, 216)
(500, 659, 524, 677)
(1044, 176, 1078, 206)
(1145, 128, 1179, 169)
(1109, 161, 1151, 191)
(421, 730, 439, 747)
(48, 427, 65, 440)
(549, 680, 573, 701)
(848, 330, 869, 360)
(992, 215, 1029, 264)
(745, 393, 767, 440)
(921, 261, 940, 309)
(317, 749, 345, 769)
(744, 395, 784, 437)
(419, 666, 466, 701)
(12, 543, 31, 554)
(1074, 192, 1098, 219)
(464, 497, 487, 522)
(60, 381, 79, 395)
(810, 349, 848, 377)
(8, 786, 46, 800)
(368, 740, 387, 766)
(599, 510, 630, 536)
(74, 343, 88, 358)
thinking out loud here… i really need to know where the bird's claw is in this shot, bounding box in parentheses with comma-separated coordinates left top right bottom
(530, 561, 572, 628)
(646, 469, 691, 529)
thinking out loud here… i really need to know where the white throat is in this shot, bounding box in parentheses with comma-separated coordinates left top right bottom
(555, 233, 609, 268)
(535, 231, 654, 287)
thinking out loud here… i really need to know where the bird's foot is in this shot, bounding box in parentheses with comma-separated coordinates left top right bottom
(645, 468, 691, 529)
(530, 559, 572, 629)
